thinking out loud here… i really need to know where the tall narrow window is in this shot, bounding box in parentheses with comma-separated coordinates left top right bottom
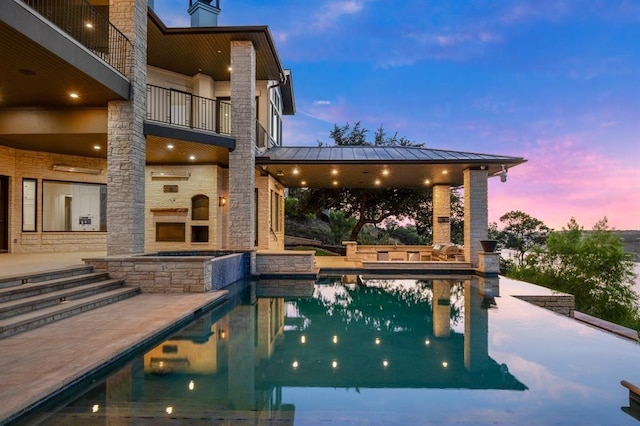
(191, 195, 209, 220)
(22, 179, 37, 232)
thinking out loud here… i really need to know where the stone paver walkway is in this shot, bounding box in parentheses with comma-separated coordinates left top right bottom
(0, 291, 226, 424)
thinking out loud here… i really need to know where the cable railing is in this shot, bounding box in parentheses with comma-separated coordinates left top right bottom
(20, 0, 130, 76)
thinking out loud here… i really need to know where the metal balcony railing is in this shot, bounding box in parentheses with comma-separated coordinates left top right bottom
(20, 0, 131, 76)
(146, 85, 231, 135)
(147, 85, 277, 147)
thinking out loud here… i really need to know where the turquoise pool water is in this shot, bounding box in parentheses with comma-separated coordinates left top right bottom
(18, 275, 640, 425)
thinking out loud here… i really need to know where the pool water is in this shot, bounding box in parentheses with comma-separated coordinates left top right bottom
(18, 275, 640, 425)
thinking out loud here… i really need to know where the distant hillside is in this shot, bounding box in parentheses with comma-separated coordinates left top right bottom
(615, 231, 640, 261)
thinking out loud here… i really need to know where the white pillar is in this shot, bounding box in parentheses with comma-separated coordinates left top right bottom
(463, 168, 488, 266)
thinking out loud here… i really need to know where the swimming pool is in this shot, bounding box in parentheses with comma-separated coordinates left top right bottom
(16, 275, 640, 424)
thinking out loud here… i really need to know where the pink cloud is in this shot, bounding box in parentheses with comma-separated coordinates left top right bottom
(489, 135, 640, 230)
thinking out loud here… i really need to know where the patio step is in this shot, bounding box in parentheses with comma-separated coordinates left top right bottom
(0, 267, 140, 339)
(0, 265, 94, 289)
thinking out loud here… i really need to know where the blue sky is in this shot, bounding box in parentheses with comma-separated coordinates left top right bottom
(154, 0, 640, 230)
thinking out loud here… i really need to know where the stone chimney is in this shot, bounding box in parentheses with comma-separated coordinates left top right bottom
(188, 0, 221, 27)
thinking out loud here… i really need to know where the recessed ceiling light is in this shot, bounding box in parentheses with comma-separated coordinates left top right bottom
(424, 179, 431, 185)
(93, 145, 100, 150)
(228, 66, 232, 72)
(332, 181, 338, 185)
(85, 22, 94, 29)
(301, 180, 307, 186)
(374, 179, 381, 185)
(292, 168, 299, 175)
(189, 155, 196, 160)
(331, 169, 338, 175)
(167, 144, 174, 149)
(442, 170, 448, 175)
(70, 93, 79, 99)
(382, 169, 389, 176)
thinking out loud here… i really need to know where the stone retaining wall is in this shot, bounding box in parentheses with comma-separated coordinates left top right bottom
(255, 251, 315, 275)
(514, 294, 575, 317)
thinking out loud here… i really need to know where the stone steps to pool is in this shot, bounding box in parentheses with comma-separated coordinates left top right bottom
(0, 267, 140, 339)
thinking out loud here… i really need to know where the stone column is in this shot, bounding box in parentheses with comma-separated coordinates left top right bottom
(432, 280, 451, 338)
(107, 0, 147, 255)
(432, 185, 451, 244)
(464, 278, 489, 373)
(463, 168, 488, 266)
(228, 41, 256, 250)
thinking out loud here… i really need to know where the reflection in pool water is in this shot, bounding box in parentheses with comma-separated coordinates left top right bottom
(18, 275, 640, 425)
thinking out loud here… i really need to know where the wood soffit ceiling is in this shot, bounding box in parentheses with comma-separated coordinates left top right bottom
(147, 10, 284, 82)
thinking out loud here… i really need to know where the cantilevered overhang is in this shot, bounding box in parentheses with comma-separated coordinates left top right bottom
(256, 146, 527, 188)
(147, 9, 295, 114)
(0, 0, 129, 107)
(148, 9, 284, 81)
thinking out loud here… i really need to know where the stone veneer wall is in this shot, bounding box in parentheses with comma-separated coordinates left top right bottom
(85, 252, 250, 293)
(255, 173, 285, 250)
(255, 251, 316, 275)
(145, 165, 222, 252)
(0, 145, 107, 253)
(514, 295, 575, 317)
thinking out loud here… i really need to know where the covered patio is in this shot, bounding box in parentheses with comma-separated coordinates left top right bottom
(257, 145, 526, 273)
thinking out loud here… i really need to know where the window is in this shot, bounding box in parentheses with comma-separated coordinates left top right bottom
(22, 179, 37, 232)
(271, 190, 283, 232)
(191, 195, 209, 220)
(42, 181, 106, 232)
(156, 223, 185, 242)
(269, 88, 283, 146)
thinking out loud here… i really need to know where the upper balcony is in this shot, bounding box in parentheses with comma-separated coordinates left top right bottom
(0, 0, 130, 108)
(145, 85, 278, 150)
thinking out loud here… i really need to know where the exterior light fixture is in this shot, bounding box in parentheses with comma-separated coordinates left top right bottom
(53, 164, 101, 174)
(92, 404, 100, 413)
(500, 165, 508, 183)
(167, 144, 174, 149)
(218, 197, 226, 207)
(93, 145, 100, 150)
(189, 155, 196, 160)
(166, 406, 174, 415)
(228, 66, 232, 72)
(70, 93, 79, 99)
(219, 330, 226, 339)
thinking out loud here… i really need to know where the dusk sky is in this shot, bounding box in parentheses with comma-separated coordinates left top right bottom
(154, 0, 640, 230)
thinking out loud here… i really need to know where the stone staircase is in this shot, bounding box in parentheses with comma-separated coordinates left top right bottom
(0, 266, 139, 339)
